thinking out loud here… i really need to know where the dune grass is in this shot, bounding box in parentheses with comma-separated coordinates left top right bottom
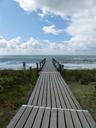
(63, 69, 96, 121)
(0, 69, 96, 127)
(0, 69, 37, 128)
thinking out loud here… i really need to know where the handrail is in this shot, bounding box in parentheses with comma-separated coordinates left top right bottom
(52, 58, 64, 75)
(36, 58, 46, 76)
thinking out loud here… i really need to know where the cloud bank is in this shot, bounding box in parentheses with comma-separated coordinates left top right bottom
(13, 0, 96, 55)
(0, 34, 96, 55)
(0, 35, 70, 55)
(14, 0, 95, 16)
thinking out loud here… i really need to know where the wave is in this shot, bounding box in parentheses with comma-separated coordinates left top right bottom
(0, 55, 96, 70)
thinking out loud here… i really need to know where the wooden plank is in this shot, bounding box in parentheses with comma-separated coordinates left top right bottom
(50, 74, 56, 107)
(41, 61, 57, 72)
(65, 110, 74, 128)
(27, 76, 40, 104)
(50, 109, 57, 128)
(28, 75, 42, 105)
(7, 106, 26, 128)
(32, 108, 44, 128)
(83, 111, 96, 128)
(42, 74, 47, 106)
(47, 73, 51, 107)
(58, 75, 76, 108)
(41, 108, 50, 128)
(54, 74, 66, 108)
(60, 75, 81, 109)
(58, 109, 66, 128)
(57, 74, 76, 109)
(32, 75, 43, 106)
(37, 74, 45, 106)
(24, 107, 38, 128)
(15, 107, 32, 128)
(52, 73, 61, 108)
(56, 74, 71, 108)
(71, 110, 82, 128)
(77, 111, 90, 128)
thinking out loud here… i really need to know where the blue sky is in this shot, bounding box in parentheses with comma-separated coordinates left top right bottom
(0, 0, 96, 55)
(0, 0, 70, 41)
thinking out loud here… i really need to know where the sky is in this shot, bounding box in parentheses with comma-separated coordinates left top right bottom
(0, 0, 96, 55)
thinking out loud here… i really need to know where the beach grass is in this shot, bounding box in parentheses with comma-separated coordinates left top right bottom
(0, 69, 37, 128)
(0, 69, 96, 127)
(63, 69, 96, 121)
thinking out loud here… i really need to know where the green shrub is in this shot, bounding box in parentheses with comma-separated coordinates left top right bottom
(63, 69, 96, 85)
(0, 69, 37, 128)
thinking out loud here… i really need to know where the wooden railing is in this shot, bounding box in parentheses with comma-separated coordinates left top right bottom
(52, 58, 64, 75)
(36, 58, 46, 76)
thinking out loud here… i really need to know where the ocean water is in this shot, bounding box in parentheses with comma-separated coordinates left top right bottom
(0, 55, 96, 70)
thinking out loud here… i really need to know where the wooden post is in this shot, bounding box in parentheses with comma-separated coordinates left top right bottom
(59, 64, 62, 74)
(61, 65, 64, 76)
(29, 66, 32, 80)
(23, 62, 26, 70)
(29, 66, 32, 73)
(40, 62, 41, 71)
(36, 63, 39, 76)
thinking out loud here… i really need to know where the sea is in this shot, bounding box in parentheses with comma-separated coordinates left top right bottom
(0, 55, 96, 70)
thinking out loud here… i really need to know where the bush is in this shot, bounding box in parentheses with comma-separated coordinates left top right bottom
(63, 69, 96, 85)
(0, 69, 37, 128)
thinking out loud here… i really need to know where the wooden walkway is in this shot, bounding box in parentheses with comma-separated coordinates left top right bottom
(7, 59, 96, 128)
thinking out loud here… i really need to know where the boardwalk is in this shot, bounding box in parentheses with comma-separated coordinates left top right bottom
(7, 59, 96, 128)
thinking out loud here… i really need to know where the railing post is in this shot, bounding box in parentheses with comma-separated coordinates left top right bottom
(40, 62, 41, 71)
(59, 64, 61, 74)
(36, 63, 39, 76)
(29, 66, 32, 80)
(23, 62, 26, 70)
(61, 65, 64, 76)
(29, 66, 32, 73)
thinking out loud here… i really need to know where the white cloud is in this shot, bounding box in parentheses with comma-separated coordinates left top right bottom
(42, 25, 64, 35)
(14, 0, 37, 12)
(66, 8, 96, 51)
(7, 37, 21, 48)
(13, 0, 96, 55)
(1, 34, 96, 55)
(0, 39, 7, 48)
(21, 37, 42, 49)
(14, 0, 95, 16)
(0, 35, 74, 55)
(0, 36, 43, 54)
